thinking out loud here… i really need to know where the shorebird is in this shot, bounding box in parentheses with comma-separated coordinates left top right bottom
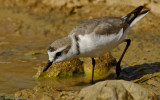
(43, 6, 149, 84)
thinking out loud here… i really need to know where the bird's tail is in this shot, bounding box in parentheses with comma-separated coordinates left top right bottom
(122, 6, 149, 27)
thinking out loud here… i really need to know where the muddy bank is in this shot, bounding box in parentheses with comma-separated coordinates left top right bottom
(1, 0, 160, 15)
(1, 0, 160, 34)
(14, 72, 160, 100)
(0, 0, 160, 99)
(13, 65, 160, 100)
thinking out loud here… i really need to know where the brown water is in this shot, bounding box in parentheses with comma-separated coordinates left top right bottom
(0, 6, 160, 96)
(0, 7, 83, 95)
(0, 35, 46, 95)
(0, 8, 49, 95)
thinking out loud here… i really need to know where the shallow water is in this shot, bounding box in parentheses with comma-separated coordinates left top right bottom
(0, 6, 160, 96)
(0, 35, 45, 95)
(0, 7, 82, 95)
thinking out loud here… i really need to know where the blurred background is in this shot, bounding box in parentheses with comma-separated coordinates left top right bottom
(0, 0, 160, 98)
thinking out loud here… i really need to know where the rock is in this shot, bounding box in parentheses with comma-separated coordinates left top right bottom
(78, 80, 158, 100)
(57, 91, 79, 100)
(80, 52, 115, 79)
(14, 89, 34, 99)
(15, 91, 22, 97)
(35, 53, 115, 80)
(35, 58, 84, 79)
(33, 93, 54, 100)
(133, 72, 160, 97)
(42, 0, 67, 8)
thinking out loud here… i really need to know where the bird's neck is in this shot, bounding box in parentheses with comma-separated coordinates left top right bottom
(68, 35, 80, 58)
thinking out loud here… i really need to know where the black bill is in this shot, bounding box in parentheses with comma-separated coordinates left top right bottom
(43, 60, 53, 72)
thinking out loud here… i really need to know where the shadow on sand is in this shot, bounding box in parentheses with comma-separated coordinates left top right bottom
(92, 62, 160, 84)
(120, 62, 160, 81)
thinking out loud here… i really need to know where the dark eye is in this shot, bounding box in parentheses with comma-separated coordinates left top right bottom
(56, 52, 62, 57)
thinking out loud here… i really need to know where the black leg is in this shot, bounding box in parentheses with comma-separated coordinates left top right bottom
(91, 58, 95, 84)
(116, 39, 131, 78)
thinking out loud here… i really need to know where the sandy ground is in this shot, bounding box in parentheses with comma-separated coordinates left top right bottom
(0, 0, 160, 99)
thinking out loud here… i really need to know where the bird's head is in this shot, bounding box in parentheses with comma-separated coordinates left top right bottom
(43, 37, 73, 72)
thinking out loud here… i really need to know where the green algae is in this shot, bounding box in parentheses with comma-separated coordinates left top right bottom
(82, 53, 115, 79)
(35, 53, 115, 80)
(35, 58, 84, 79)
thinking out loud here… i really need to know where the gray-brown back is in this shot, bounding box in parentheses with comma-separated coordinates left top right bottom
(70, 17, 127, 36)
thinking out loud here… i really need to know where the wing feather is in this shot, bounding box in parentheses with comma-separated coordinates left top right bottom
(69, 17, 125, 36)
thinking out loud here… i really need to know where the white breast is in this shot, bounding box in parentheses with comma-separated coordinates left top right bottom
(78, 28, 124, 57)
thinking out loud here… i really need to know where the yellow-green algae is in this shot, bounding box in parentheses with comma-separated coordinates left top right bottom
(81, 53, 115, 78)
(35, 52, 115, 80)
(35, 58, 84, 79)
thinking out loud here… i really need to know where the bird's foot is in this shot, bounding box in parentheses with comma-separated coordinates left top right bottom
(89, 80, 95, 84)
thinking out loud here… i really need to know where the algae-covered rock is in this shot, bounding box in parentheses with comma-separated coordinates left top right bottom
(35, 53, 115, 80)
(35, 58, 84, 79)
(80, 52, 115, 79)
